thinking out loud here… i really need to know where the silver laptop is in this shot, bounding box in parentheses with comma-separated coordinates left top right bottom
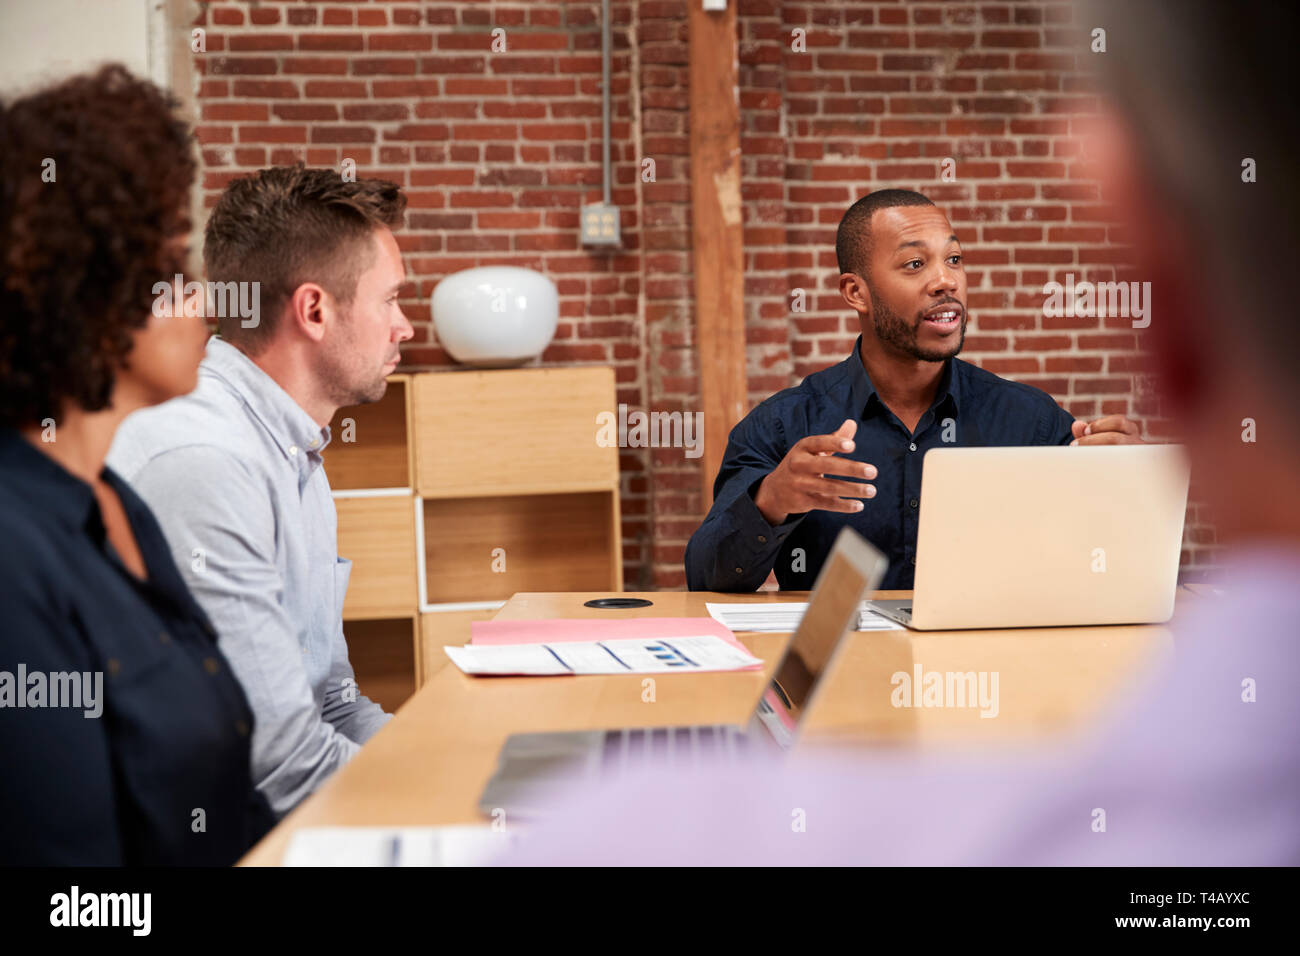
(478, 527, 888, 818)
(870, 445, 1190, 630)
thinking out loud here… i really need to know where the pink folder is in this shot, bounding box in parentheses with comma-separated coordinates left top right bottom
(470, 617, 762, 671)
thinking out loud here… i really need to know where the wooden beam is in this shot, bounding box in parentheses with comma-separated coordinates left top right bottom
(688, 0, 748, 511)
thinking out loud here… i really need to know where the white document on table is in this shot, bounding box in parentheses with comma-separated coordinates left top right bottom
(284, 826, 520, 867)
(705, 601, 903, 633)
(445, 633, 763, 676)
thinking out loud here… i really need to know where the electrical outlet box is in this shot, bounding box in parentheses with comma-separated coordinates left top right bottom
(580, 203, 621, 247)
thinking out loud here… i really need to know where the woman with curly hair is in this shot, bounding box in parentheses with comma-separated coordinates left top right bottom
(0, 65, 274, 864)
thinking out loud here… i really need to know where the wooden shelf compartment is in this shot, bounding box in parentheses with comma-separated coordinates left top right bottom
(337, 494, 419, 620)
(325, 374, 413, 492)
(412, 367, 620, 499)
(343, 616, 417, 714)
(418, 489, 622, 605)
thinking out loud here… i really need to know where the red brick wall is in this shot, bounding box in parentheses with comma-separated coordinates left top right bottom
(191, 0, 1217, 590)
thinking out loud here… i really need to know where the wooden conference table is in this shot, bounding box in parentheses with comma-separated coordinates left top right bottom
(241, 588, 1194, 866)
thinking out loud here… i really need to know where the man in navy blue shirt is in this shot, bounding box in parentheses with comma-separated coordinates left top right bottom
(686, 190, 1143, 591)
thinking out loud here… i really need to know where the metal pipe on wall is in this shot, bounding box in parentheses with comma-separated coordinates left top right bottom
(602, 0, 612, 205)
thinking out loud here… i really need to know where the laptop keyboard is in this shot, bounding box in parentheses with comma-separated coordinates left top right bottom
(600, 725, 746, 774)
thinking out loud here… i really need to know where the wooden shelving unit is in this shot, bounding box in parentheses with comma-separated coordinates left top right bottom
(325, 367, 623, 707)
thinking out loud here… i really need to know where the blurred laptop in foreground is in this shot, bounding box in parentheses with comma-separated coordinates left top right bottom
(478, 528, 887, 819)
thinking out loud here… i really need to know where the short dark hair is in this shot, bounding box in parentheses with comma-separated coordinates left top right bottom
(0, 64, 195, 429)
(203, 164, 407, 351)
(835, 189, 935, 279)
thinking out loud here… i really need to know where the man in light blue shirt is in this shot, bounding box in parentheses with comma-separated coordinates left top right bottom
(110, 166, 414, 815)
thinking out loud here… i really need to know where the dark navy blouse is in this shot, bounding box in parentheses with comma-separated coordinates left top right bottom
(0, 428, 274, 865)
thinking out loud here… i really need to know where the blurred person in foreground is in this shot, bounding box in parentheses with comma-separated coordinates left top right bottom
(0, 66, 273, 864)
(499, 0, 1299, 865)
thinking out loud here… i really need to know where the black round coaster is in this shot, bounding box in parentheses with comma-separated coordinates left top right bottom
(582, 597, 654, 609)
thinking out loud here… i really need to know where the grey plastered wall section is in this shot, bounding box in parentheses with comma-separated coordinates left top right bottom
(162, 0, 204, 276)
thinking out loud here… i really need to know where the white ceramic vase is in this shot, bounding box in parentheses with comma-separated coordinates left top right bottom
(431, 266, 559, 368)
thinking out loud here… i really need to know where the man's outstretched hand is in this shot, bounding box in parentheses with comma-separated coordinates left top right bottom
(753, 419, 877, 526)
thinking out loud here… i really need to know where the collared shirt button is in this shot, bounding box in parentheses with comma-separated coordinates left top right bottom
(757, 535, 767, 544)
(203, 657, 220, 675)
(288, 445, 299, 456)
(909, 442, 917, 452)
(734, 567, 744, 575)
(308, 437, 320, 449)
(909, 497, 919, 509)
(910, 556, 917, 566)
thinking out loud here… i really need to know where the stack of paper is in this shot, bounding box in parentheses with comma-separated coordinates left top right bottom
(447, 616, 767, 677)
(705, 601, 902, 633)
(283, 826, 520, 867)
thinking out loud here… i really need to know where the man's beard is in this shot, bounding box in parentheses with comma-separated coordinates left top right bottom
(321, 348, 390, 409)
(872, 296, 967, 362)
(351, 371, 389, 406)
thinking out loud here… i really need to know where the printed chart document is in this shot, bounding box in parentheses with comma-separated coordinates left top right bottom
(706, 601, 903, 633)
(471, 615, 752, 653)
(284, 826, 520, 867)
(446, 633, 763, 676)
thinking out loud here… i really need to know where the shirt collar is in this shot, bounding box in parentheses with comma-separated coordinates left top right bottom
(846, 335, 962, 419)
(202, 337, 331, 462)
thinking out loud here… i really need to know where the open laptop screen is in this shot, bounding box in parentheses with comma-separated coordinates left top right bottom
(752, 528, 888, 746)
